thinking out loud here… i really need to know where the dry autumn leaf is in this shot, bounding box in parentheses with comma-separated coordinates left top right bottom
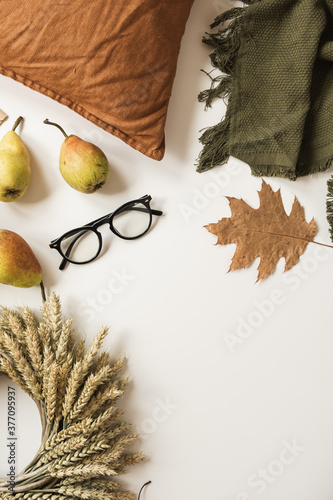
(205, 181, 318, 281)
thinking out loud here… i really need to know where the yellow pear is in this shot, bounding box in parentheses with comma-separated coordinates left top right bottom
(0, 230, 42, 289)
(0, 117, 31, 202)
(44, 119, 110, 193)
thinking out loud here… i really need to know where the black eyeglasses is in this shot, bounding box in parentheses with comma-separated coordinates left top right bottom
(50, 195, 163, 270)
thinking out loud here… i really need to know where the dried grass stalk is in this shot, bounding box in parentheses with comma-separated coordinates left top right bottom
(0, 293, 143, 498)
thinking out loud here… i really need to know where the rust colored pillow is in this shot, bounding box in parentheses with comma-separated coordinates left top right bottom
(0, 0, 194, 160)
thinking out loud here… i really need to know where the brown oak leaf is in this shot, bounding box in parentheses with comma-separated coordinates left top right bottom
(205, 181, 317, 281)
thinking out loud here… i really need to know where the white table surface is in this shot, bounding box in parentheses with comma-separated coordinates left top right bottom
(1, 1, 333, 499)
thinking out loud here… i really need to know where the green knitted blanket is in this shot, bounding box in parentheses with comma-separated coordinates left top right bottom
(197, 0, 333, 181)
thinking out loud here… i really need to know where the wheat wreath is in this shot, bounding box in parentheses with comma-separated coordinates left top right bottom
(0, 293, 143, 499)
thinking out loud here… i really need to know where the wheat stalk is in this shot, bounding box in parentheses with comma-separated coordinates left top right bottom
(0, 293, 143, 497)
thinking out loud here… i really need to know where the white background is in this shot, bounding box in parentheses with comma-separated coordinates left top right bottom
(1, 1, 333, 499)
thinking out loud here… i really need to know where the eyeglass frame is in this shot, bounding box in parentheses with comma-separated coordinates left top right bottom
(49, 195, 163, 270)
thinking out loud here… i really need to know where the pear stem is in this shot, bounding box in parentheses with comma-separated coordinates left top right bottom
(43, 119, 68, 138)
(12, 116, 23, 132)
(40, 281, 46, 303)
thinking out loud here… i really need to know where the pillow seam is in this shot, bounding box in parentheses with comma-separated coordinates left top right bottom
(0, 65, 164, 161)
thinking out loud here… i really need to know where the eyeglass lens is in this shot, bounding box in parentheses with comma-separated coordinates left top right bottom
(60, 229, 101, 264)
(112, 203, 151, 238)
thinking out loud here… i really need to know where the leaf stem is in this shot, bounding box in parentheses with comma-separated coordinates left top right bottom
(311, 240, 333, 249)
(228, 228, 333, 249)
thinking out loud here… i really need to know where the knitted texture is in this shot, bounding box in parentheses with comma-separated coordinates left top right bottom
(198, 0, 333, 180)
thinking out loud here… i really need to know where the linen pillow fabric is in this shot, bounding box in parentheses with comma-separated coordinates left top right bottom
(0, 0, 194, 160)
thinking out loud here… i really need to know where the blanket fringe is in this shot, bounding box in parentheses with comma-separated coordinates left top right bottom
(197, 115, 231, 172)
(197, 2, 258, 173)
(326, 171, 333, 242)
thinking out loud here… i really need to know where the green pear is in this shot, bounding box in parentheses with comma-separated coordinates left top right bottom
(0, 117, 31, 202)
(0, 229, 42, 288)
(44, 119, 110, 194)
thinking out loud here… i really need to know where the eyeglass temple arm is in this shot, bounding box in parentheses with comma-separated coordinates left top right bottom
(151, 208, 163, 216)
(59, 230, 86, 270)
(121, 206, 163, 216)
